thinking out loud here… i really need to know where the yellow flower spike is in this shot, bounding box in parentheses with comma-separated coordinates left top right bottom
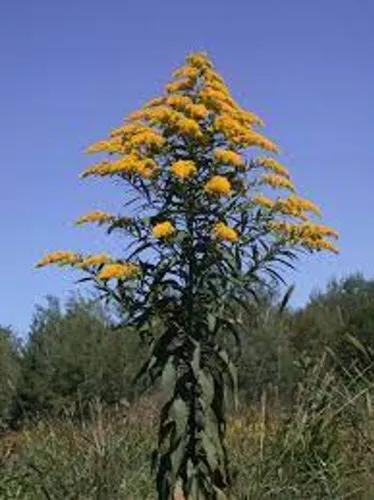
(80, 161, 112, 178)
(152, 221, 176, 239)
(165, 79, 195, 94)
(85, 137, 124, 155)
(203, 68, 226, 86)
(82, 154, 160, 179)
(135, 158, 159, 179)
(308, 239, 339, 254)
(175, 116, 202, 138)
(200, 87, 236, 110)
(187, 103, 209, 120)
(75, 210, 114, 225)
(186, 52, 213, 69)
(171, 160, 197, 180)
(98, 262, 140, 281)
(36, 251, 80, 268)
(275, 196, 322, 219)
(214, 114, 246, 137)
(129, 129, 165, 150)
(257, 157, 290, 178)
(172, 65, 200, 80)
(139, 105, 179, 126)
(268, 221, 339, 253)
(143, 96, 166, 108)
(261, 174, 295, 192)
(239, 109, 265, 127)
(79, 254, 111, 268)
(85, 140, 111, 154)
(166, 95, 209, 121)
(212, 222, 239, 242)
(166, 95, 192, 109)
(214, 148, 244, 168)
(242, 130, 279, 152)
(300, 222, 339, 239)
(110, 122, 149, 138)
(253, 195, 275, 210)
(204, 175, 232, 196)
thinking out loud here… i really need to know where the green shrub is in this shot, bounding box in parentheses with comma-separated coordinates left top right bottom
(0, 326, 20, 429)
(14, 296, 146, 422)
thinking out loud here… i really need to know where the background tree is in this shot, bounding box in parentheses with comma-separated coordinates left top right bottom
(37, 52, 338, 499)
(291, 274, 374, 379)
(14, 296, 144, 422)
(0, 326, 20, 429)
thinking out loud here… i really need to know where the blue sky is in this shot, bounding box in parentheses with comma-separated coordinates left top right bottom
(1, 0, 373, 336)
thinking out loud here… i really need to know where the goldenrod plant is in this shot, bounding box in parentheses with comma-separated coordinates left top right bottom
(37, 52, 338, 499)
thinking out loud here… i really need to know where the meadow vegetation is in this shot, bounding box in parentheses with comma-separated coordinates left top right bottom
(1, 274, 374, 498)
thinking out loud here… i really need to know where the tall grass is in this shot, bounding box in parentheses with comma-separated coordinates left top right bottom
(1, 355, 374, 499)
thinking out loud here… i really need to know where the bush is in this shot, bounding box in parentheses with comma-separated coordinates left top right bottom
(0, 326, 20, 429)
(13, 296, 146, 422)
(291, 273, 374, 378)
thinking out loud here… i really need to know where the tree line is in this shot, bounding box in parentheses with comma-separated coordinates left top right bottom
(1, 273, 374, 430)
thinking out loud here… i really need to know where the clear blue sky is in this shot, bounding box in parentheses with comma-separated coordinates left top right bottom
(1, 0, 373, 336)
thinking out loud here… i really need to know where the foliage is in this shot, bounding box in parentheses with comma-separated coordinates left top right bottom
(237, 293, 296, 403)
(2, 359, 374, 499)
(291, 274, 374, 378)
(13, 297, 145, 423)
(0, 326, 20, 429)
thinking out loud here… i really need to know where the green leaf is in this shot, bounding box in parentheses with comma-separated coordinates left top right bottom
(207, 313, 216, 333)
(198, 370, 215, 408)
(161, 357, 176, 398)
(191, 342, 201, 379)
(170, 397, 189, 442)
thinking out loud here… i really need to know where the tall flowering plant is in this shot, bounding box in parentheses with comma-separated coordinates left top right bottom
(38, 53, 338, 499)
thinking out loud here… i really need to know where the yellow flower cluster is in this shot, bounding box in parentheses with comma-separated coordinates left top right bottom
(86, 137, 125, 155)
(127, 105, 170, 124)
(172, 65, 200, 80)
(166, 95, 209, 120)
(128, 105, 203, 139)
(261, 174, 295, 191)
(202, 91, 263, 128)
(98, 262, 140, 281)
(152, 221, 176, 239)
(75, 211, 114, 225)
(253, 195, 275, 210)
(302, 222, 339, 239)
(196, 65, 264, 128)
(110, 122, 150, 139)
(275, 196, 321, 219)
(36, 251, 80, 268)
(186, 52, 213, 70)
(79, 254, 111, 268)
(135, 158, 159, 178)
(214, 115, 278, 151)
(175, 116, 202, 138)
(81, 155, 158, 179)
(204, 175, 232, 196)
(213, 148, 244, 168)
(213, 222, 238, 242)
(200, 87, 237, 111)
(269, 221, 339, 253)
(86, 125, 164, 157)
(257, 157, 290, 178)
(128, 129, 165, 150)
(165, 52, 268, 152)
(171, 160, 197, 180)
(165, 77, 196, 94)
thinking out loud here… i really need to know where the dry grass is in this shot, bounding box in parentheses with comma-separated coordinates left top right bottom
(2, 362, 374, 499)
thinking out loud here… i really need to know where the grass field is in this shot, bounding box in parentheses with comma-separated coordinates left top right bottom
(2, 359, 374, 499)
